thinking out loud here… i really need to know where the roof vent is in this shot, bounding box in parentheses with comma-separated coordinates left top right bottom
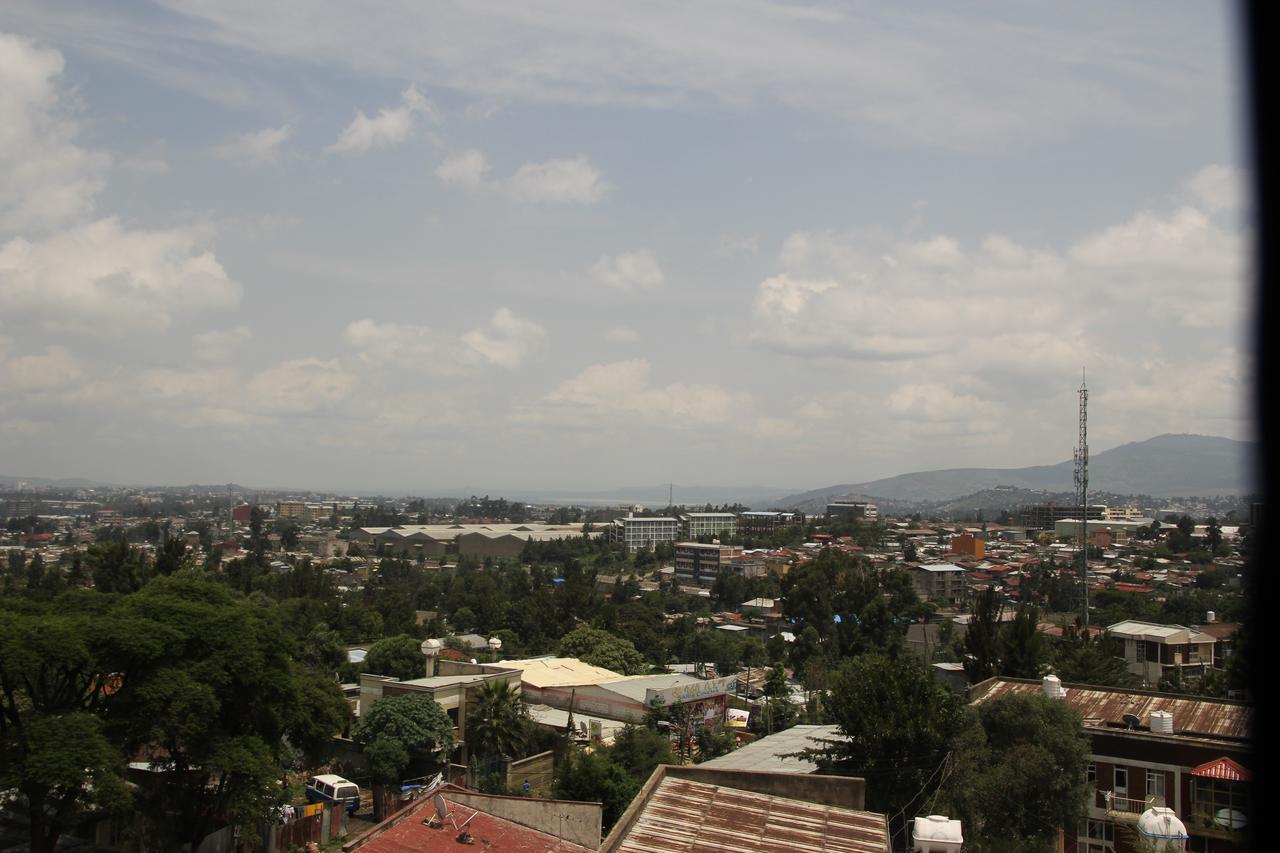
(1150, 710, 1174, 734)
(1042, 674, 1066, 699)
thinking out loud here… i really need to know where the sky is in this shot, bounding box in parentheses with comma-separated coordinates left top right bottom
(0, 2, 1254, 495)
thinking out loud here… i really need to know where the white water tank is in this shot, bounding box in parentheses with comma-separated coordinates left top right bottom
(912, 815, 963, 853)
(1150, 710, 1174, 734)
(1042, 674, 1066, 699)
(1137, 806, 1188, 850)
(1206, 610, 1216, 623)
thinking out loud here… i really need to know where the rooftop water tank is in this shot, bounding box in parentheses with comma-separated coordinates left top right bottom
(1137, 806, 1188, 851)
(912, 815, 963, 853)
(1150, 710, 1174, 734)
(1042, 674, 1066, 699)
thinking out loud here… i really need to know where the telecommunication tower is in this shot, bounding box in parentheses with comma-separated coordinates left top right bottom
(1073, 372, 1089, 630)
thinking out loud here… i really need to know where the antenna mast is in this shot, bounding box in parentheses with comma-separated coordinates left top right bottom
(1073, 371, 1089, 630)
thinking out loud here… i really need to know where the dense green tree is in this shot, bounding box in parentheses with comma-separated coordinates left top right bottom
(964, 588, 1003, 683)
(364, 634, 428, 681)
(152, 536, 190, 577)
(0, 595, 150, 853)
(558, 625, 648, 674)
(805, 654, 964, 822)
(939, 692, 1089, 852)
(111, 574, 347, 847)
(468, 679, 529, 763)
(352, 692, 455, 784)
(553, 747, 640, 831)
(86, 537, 147, 594)
(610, 724, 675, 780)
(1052, 628, 1131, 687)
(999, 603, 1046, 679)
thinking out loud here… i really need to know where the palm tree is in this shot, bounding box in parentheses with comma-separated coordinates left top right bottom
(468, 679, 529, 764)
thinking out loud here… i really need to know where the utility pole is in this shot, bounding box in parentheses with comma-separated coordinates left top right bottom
(1074, 371, 1090, 630)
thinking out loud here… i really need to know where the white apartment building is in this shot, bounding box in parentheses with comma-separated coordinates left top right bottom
(610, 516, 680, 551)
(680, 513, 737, 540)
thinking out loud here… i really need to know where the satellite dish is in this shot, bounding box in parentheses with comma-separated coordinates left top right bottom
(433, 793, 448, 822)
(1123, 712, 1141, 729)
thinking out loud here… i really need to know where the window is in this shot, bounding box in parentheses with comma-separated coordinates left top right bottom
(1114, 767, 1128, 795)
(1077, 819, 1114, 853)
(1087, 763, 1096, 784)
(1135, 641, 1146, 663)
(1147, 770, 1166, 807)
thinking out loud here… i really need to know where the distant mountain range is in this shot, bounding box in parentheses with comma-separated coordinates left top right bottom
(778, 434, 1255, 511)
(2, 434, 1254, 509)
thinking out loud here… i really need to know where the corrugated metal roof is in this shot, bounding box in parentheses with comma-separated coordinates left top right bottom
(971, 678, 1252, 742)
(615, 777, 889, 852)
(699, 725, 845, 774)
(1190, 757, 1252, 781)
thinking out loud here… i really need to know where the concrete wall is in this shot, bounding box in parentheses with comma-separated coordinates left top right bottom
(505, 750, 554, 795)
(664, 766, 866, 811)
(445, 790, 602, 850)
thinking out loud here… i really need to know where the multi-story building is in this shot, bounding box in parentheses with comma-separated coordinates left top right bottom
(276, 500, 314, 522)
(1055, 519, 1152, 546)
(826, 501, 878, 521)
(971, 676, 1252, 853)
(609, 516, 680, 551)
(1018, 503, 1106, 531)
(680, 512, 737, 540)
(737, 511, 805, 536)
(1104, 506, 1147, 521)
(1107, 620, 1216, 685)
(674, 542, 744, 587)
(950, 531, 985, 559)
(907, 563, 967, 607)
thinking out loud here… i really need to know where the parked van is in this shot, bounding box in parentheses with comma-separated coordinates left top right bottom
(305, 774, 361, 814)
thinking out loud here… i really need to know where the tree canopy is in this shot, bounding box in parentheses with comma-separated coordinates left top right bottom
(352, 692, 455, 783)
(558, 625, 648, 675)
(939, 692, 1090, 852)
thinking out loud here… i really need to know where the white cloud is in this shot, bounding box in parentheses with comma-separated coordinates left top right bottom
(503, 156, 607, 205)
(193, 325, 252, 361)
(0, 217, 240, 334)
(0, 32, 108, 233)
(87, 2, 1228, 151)
(751, 169, 1245, 368)
(435, 149, 489, 188)
(213, 124, 292, 163)
(604, 326, 641, 343)
(591, 250, 663, 293)
(329, 85, 432, 154)
(528, 359, 751, 428)
(460, 308, 546, 369)
(1184, 164, 1247, 214)
(1, 345, 85, 391)
(245, 357, 354, 413)
(345, 307, 544, 372)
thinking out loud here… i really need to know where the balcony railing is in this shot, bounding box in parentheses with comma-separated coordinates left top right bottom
(1103, 791, 1153, 820)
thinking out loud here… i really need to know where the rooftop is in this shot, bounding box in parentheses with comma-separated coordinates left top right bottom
(347, 792, 594, 853)
(970, 677, 1252, 743)
(604, 773, 889, 852)
(699, 725, 846, 775)
(494, 657, 625, 688)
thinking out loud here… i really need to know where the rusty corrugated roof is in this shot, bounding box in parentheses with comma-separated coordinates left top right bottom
(970, 678, 1252, 742)
(614, 777, 890, 852)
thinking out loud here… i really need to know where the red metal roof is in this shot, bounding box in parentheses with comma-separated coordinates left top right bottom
(1190, 757, 1252, 782)
(350, 794, 593, 853)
